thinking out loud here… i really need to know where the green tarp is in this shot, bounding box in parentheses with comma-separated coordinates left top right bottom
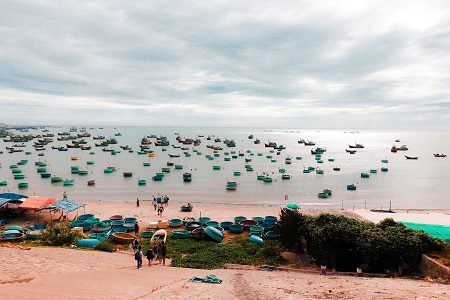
(189, 275, 222, 284)
(402, 222, 450, 242)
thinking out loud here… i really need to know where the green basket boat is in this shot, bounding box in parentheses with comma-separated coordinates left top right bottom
(63, 179, 74, 186)
(169, 218, 183, 227)
(143, 162, 151, 167)
(138, 179, 147, 185)
(13, 174, 25, 180)
(12, 169, 22, 174)
(10, 165, 18, 169)
(36, 167, 47, 173)
(87, 161, 95, 165)
(233, 171, 241, 176)
(0, 181, 7, 186)
(172, 230, 192, 239)
(175, 165, 183, 170)
(161, 167, 171, 173)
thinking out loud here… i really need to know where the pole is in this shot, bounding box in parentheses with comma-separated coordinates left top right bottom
(341, 200, 344, 210)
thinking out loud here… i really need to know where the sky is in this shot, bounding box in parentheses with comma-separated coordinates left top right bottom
(0, 0, 449, 129)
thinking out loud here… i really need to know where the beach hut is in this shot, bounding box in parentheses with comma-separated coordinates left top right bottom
(19, 196, 58, 210)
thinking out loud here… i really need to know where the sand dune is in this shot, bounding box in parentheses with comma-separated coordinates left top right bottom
(1, 246, 449, 299)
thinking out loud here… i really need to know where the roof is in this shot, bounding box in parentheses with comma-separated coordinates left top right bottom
(46, 199, 85, 212)
(0, 193, 28, 201)
(0, 198, 24, 208)
(18, 196, 58, 210)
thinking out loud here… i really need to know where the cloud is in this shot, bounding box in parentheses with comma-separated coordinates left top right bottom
(0, 0, 449, 128)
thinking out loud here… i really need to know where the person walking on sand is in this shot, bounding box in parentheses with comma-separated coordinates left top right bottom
(156, 243, 162, 264)
(145, 247, 154, 266)
(134, 222, 139, 235)
(153, 244, 160, 263)
(158, 206, 164, 217)
(152, 196, 157, 211)
(164, 195, 169, 207)
(63, 191, 67, 200)
(132, 237, 139, 251)
(136, 198, 140, 207)
(160, 241, 167, 266)
(135, 246, 143, 269)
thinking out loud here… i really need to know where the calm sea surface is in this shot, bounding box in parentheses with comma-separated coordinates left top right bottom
(1, 127, 449, 210)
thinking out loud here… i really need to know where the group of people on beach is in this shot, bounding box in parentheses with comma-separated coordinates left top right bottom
(135, 195, 169, 217)
(133, 238, 167, 269)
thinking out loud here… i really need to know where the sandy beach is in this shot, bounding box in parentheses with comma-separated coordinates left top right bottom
(0, 245, 449, 299)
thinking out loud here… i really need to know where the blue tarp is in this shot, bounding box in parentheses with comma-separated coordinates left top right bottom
(0, 193, 28, 201)
(0, 198, 24, 208)
(45, 199, 85, 212)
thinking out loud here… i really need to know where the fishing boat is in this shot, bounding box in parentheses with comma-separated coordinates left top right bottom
(0, 181, 7, 186)
(123, 172, 133, 177)
(405, 155, 418, 160)
(348, 143, 364, 149)
(281, 174, 291, 180)
(87, 179, 96, 186)
(263, 176, 273, 183)
(304, 141, 316, 146)
(345, 149, 357, 154)
(168, 153, 180, 158)
(361, 172, 370, 178)
(433, 154, 447, 158)
(138, 179, 147, 185)
(63, 179, 74, 186)
(398, 145, 408, 151)
(18, 182, 28, 188)
(40, 173, 51, 178)
(51, 176, 63, 183)
(226, 181, 237, 190)
(254, 139, 260, 144)
(204, 226, 223, 242)
(78, 170, 88, 176)
(182, 173, 192, 182)
(347, 184, 357, 191)
(391, 146, 398, 153)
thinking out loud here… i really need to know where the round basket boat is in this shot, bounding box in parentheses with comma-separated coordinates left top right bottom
(239, 219, 258, 230)
(112, 232, 135, 244)
(77, 239, 101, 248)
(140, 231, 154, 239)
(229, 224, 244, 234)
(249, 226, 264, 237)
(123, 223, 136, 232)
(26, 230, 42, 240)
(198, 217, 211, 224)
(123, 217, 137, 224)
(88, 233, 108, 241)
(69, 220, 85, 228)
(251, 216, 265, 224)
(109, 215, 123, 221)
(264, 216, 278, 224)
(248, 235, 264, 245)
(112, 225, 127, 233)
(169, 219, 183, 228)
(260, 222, 273, 232)
(220, 221, 233, 230)
(185, 221, 202, 232)
(205, 221, 219, 227)
(265, 231, 280, 239)
(110, 220, 124, 226)
(85, 217, 100, 225)
(78, 214, 94, 221)
(171, 230, 191, 239)
(204, 226, 223, 242)
(234, 216, 247, 224)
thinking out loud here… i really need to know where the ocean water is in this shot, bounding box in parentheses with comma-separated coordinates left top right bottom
(1, 126, 449, 210)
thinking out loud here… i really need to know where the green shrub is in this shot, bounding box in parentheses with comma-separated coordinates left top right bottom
(279, 211, 444, 273)
(40, 223, 83, 246)
(94, 240, 114, 252)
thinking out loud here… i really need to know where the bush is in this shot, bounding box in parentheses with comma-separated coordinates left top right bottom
(279, 211, 444, 273)
(94, 240, 115, 252)
(40, 223, 83, 246)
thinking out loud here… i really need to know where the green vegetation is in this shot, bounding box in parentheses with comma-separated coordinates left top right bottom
(94, 240, 115, 252)
(279, 210, 443, 273)
(40, 223, 83, 246)
(164, 238, 284, 269)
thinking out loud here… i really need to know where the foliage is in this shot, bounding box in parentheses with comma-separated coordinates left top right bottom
(94, 240, 115, 252)
(40, 223, 83, 246)
(279, 210, 444, 273)
(166, 238, 284, 269)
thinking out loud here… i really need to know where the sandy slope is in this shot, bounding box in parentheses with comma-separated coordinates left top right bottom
(1, 246, 449, 300)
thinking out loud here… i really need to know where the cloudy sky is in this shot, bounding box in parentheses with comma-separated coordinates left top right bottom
(1, 0, 449, 128)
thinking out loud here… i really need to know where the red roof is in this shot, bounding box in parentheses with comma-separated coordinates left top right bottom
(18, 196, 58, 210)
